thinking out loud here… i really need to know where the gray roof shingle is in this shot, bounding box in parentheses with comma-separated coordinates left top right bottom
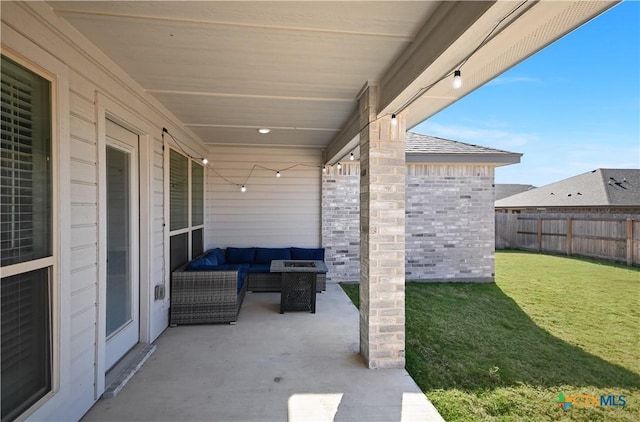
(405, 132, 518, 155)
(495, 169, 640, 208)
(405, 132, 521, 166)
(495, 184, 536, 201)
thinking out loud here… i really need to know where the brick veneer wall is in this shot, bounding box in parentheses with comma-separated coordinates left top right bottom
(405, 164, 495, 282)
(322, 163, 496, 282)
(497, 207, 640, 215)
(321, 163, 361, 282)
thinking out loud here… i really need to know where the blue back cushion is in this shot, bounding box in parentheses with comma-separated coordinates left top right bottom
(185, 256, 207, 270)
(206, 248, 226, 265)
(202, 253, 218, 267)
(226, 247, 256, 264)
(291, 247, 325, 261)
(254, 247, 292, 265)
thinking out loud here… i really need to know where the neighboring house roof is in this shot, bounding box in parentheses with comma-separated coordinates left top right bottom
(495, 184, 536, 201)
(495, 169, 640, 208)
(405, 132, 522, 166)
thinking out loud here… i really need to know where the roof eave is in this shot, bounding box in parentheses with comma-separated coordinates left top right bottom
(406, 153, 522, 166)
(495, 204, 639, 209)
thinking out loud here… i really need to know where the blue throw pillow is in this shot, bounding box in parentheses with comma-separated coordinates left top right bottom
(206, 248, 226, 265)
(291, 247, 325, 261)
(226, 247, 256, 264)
(202, 253, 218, 267)
(185, 256, 207, 270)
(254, 247, 292, 265)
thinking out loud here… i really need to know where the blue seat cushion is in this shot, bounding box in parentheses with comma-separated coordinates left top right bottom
(247, 264, 271, 274)
(226, 247, 256, 264)
(206, 248, 226, 265)
(254, 247, 291, 265)
(291, 247, 325, 261)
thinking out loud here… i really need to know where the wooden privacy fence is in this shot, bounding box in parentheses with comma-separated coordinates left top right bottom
(495, 213, 640, 266)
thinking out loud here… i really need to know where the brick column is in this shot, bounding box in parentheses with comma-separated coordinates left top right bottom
(359, 84, 406, 369)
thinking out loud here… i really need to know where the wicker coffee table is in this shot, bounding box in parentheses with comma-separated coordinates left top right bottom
(270, 260, 328, 314)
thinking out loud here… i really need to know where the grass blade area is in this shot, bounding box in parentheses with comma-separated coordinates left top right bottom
(341, 251, 640, 421)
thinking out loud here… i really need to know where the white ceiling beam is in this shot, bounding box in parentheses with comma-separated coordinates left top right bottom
(324, 111, 360, 165)
(54, 8, 416, 41)
(185, 123, 340, 132)
(146, 89, 356, 103)
(326, 0, 618, 163)
(325, 1, 495, 164)
(377, 1, 496, 115)
(398, 0, 619, 129)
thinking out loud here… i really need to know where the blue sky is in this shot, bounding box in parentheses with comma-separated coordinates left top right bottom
(413, 1, 640, 187)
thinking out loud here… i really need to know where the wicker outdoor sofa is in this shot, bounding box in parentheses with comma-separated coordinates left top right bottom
(223, 246, 326, 293)
(170, 247, 326, 325)
(170, 260, 248, 325)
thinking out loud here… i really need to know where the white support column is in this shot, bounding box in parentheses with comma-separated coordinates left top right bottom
(358, 84, 406, 369)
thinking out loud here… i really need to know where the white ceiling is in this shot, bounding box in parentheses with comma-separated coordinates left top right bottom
(48, 1, 617, 157)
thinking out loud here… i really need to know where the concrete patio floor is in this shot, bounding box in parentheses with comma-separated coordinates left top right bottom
(83, 284, 443, 422)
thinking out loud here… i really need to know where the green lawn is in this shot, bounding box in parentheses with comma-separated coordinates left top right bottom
(341, 251, 640, 421)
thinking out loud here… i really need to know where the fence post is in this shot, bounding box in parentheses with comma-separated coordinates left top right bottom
(627, 218, 634, 266)
(537, 217, 542, 252)
(566, 217, 572, 256)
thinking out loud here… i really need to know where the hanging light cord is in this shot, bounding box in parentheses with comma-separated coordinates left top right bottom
(328, 1, 529, 168)
(457, 0, 528, 71)
(392, 0, 528, 117)
(161, 3, 528, 179)
(162, 127, 207, 162)
(162, 128, 322, 190)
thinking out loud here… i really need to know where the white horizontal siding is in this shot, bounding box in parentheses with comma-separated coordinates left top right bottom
(69, 95, 98, 393)
(206, 146, 322, 248)
(70, 285, 95, 321)
(70, 205, 97, 226)
(151, 136, 166, 339)
(70, 306, 96, 339)
(70, 325, 94, 360)
(70, 89, 95, 122)
(70, 138, 96, 163)
(70, 183, 97, 204)
(70, 113, 94, 139)
(1, 2, 200, 420)
(70, 265, 97, 294)
(70, 347, 96, 396)
(70, 245, 97, 271)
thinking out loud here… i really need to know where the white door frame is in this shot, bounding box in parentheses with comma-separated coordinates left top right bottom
(96, 93, 153, 397)
(104, 125, 139, 370)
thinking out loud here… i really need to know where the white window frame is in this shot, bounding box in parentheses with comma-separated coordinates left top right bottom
(167, 148, 205, 262)
(0, 47, 62, 422)
(190, 160, 206, 255)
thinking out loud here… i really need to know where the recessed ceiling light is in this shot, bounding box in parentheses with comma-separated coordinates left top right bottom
(258, 128, 271, 134)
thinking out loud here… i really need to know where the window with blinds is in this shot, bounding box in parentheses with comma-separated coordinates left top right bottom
(191, 163, 204, 226)
(169, 150, 205, 270)
(1, 56, 53, 421)
(169, 150, 188, 231)
(1, 58, 52, 266)
(1, 269, 51, 422)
